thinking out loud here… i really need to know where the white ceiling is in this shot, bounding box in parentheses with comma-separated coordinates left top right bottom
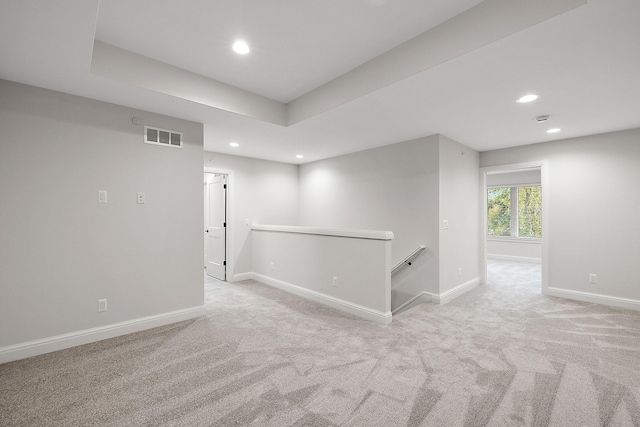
(95, 0, 486, 104)
(1, 0, 639, 164)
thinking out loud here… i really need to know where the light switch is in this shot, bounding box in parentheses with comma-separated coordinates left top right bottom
(443, 220, 449, 229)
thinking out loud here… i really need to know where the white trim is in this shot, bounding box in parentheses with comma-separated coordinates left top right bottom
(482, 162, 544, 173)
(392, 292, 432, 315)
(487, 181, 541, 188)
(393, 278, 481, 313)
(487, 237, 541, 245)
(0, 306, 206, 364)
(487, 254, 542, 264)
(480, 160, 549, 295)
(251, 273, 392, 325)
(251, 224, 394, 241)
(433, 277, 481, 305)
(547, 287, 640, 312)
(205, 167, 234, 280)
(229, 272, 252, 283)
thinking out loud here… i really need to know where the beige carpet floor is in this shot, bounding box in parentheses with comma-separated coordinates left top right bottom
(2, 260, 640, 426)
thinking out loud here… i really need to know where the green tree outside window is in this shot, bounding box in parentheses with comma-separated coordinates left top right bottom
(488, 187, 511, 236)
(518, 186, 542, 238)
(488, 186, 541, 238)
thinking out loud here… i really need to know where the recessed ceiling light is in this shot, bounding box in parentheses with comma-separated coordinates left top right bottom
(516, 94, 539, 103)
(232, 40, 250, 55)
(547, 128, 561, 134)
(229, 142, 239, 147)
(296, 154, 304, 159)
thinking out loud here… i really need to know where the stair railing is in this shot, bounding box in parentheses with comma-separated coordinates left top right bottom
(391, 245, 426, 275)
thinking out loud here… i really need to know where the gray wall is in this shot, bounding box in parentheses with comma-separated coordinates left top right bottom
(203, 152, 299, 280)
(298, 135, 480, 309)
(251, 227, 392, 322)
(299, 136, 440, 309)
(481, 128, 640, 303)
(439, 136, 480, 294)
(486, 169, 541, 187)
(0, 80, 204, 347)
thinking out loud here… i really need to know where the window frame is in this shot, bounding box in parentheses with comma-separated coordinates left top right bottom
(487, 183, 542, 241)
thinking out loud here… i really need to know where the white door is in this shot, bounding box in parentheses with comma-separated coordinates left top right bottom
(204, 173, 226, 280)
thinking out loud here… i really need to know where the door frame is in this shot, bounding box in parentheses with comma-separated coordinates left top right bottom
(480, 160, 550, 295)
(205, 167, 234, 281)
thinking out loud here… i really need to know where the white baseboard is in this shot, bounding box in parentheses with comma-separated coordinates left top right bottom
(433, 277, 481, 305)
(546, 287, 640, 312)
(488, 254, 541, 264)
(392, 292, 432, 315)
(0, 306, 206, 364)
(251, 273, 392, 325)
(230, 272, 253, 283)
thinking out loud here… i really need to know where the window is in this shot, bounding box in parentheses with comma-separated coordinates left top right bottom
(488, 186, 541, 238)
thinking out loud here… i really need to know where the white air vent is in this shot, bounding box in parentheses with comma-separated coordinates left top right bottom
(144, 125, 183, 148)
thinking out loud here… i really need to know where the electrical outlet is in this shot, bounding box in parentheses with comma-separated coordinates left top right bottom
(98, 299, 107, 312)
(589, 274, 597, 284)
(137, 192, 146, 204)
(332, 277, 338, 287)
(443, 220, 449, 229)
(98, 190, 107, 203)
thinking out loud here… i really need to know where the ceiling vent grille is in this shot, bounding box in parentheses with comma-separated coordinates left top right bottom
(144, 125, 183, 148)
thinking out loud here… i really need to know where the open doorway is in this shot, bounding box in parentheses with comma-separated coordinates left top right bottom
(481, 162, 548, 294)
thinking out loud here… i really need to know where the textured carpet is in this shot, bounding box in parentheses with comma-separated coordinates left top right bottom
(2, 260, 640, 426)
